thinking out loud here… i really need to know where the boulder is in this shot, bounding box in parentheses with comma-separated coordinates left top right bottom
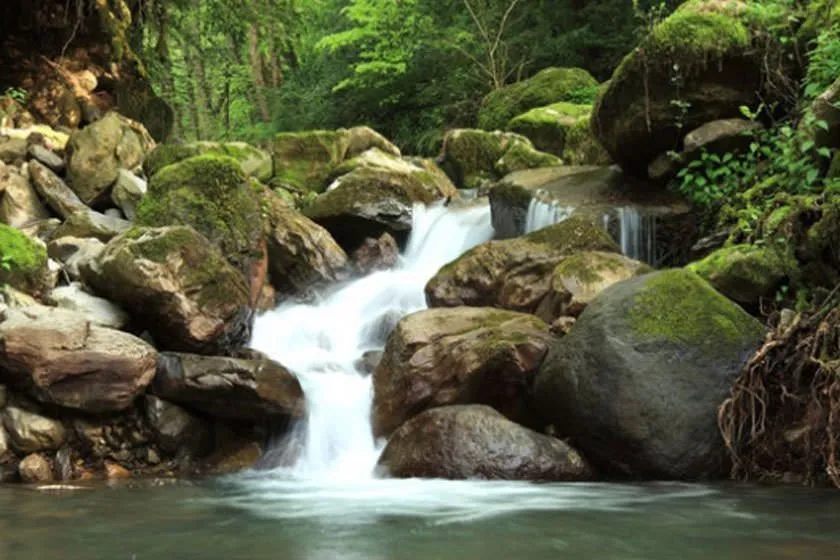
(0, 223, 50, 295)
(351, 233, 399, 274)
(27, 144, 64, 173)
(144, 395, 212, 456)
(425, 216, 619, 311)
(111, 169, 147, 220)
(271, 127, 400, 193)
(478, 67, 599, 131)
(0, 137, 27, 164)
(507, 103, 610, 165)
(135, 154, 264, 278)
(144, 141, 274, 181)
(0, 306, 157, 413)
(47, 236, 105, 281)
(46, 283, 129, 329)
(18, 218, 61, 243)
(534, 269, 765, 479)
(2, 406, 67, 453)
(438, 129, 561, 190)
(52, 209, 131, 242)
(534, 251, 651, 321)
(686, 244, 794, 307)
(377, 405, 593, 481)
(18, 453, 53, 483)
(0, 162, 50, 227)
(592, 0, 789, 176)
(152, 352, 305, 422)
(304, 167, 444, 250)
(258, 187, 349, 295)
(28, 160, 87, 219)
(66, 112, 147, 205)
(373, 307, 553, 438)
(83, 226, 252, 354)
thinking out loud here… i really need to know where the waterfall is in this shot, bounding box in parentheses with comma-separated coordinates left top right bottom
(248, 201, 494, 480)
(523, 198, 657, 264)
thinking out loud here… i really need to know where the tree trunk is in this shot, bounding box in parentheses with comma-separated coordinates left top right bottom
(248, 23, 271, 123)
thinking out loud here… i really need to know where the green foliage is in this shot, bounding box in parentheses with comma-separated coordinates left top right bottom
(2, 87, 27, 104)
(805, 28, 840, 99)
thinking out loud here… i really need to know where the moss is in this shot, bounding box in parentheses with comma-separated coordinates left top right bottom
(628, 269, 764, 349)
(495, 142, 563, 176)
(489, 181, 533, 214)
(644, 7, 750, 65)
(143, 145, 200, 177)
(441, 129, 510, 189)
(525, 216, 620, 254)
(507, 103, 592, 157)
(135, 154, 263, 273)
(271, 130, 350, 193)
(144, 142, 273, 180)
(0, 224, 48, 294)
(562, 116, 612, 165)
(478, 67, 598, 131)
(555, 251, 651, 286)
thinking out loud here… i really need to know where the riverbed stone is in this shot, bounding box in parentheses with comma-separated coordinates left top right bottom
(2, 406, 67, 453)
(0, 162, 50, 227)
(152, 352, 305, 422)
(83, 226, 252, 353)
(425, 216, 619, 312)
(144, 395, 213, 456)
(377, 405, 593, 481)
(0, 306, 157, 412)
(18, 453, 53, 483)
(52, 209, 131, 242)
(373, 307, 553, 438)
(47, 236, 105, 281)
(46, 283, 129, 329)
(27, 144, 64, 173)
(28, 160, 88, 219)
(534, 269, 765, 479)
(111, 169, 147, 220)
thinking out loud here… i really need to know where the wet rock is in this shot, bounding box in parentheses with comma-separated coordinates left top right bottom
(2, 406, 67, 453)
(55, 447, 74, 481)
(27, 144, 64, 173)
(0, 306, 157, 413)
(46, 283, 129, 329)
(19, 453, 53, 483)
(52, 209, 131, 242)
(144, 395, 212, 456)
(83, 226, 252, 354)
(377, 405, 593, 481)
(202, 440, 263, 475)
(352, 233, 399, 274)
(355, 350, 383, 375)
(152, 352, 305, 422)
(105, 461, 131, 479)
(373, 307, 553, 438)
(110, 169, 147, 220)
(47, 236, 105, 281)
(28, 160, 87, 219)
(534, 269, 765, 479)
(0, 161, 51, 227)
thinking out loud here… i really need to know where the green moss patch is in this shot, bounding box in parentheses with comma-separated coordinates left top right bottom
(525, 216, 620, 254)
(0, 224, 48, 295)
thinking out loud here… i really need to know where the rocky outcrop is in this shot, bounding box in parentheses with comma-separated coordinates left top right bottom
(0, 223, 49, 295)
(534, 269, 765, 479)
(152, 353, 305, 422)
(0, 306, 157, 413)
(83, 226, 252, 354)
(478, 67, 598, 131)
(373, 307, 553, 438)
(425, 216, 619, 312)
(377, 405, 593, 481)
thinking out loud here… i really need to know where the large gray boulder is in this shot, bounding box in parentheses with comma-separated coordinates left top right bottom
(377, 405, 593, 481)
(534, 269, 765, 479)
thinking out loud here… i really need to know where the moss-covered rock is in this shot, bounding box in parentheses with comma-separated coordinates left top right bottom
(478, 67, 599, 131)
(271, 127, 399, 194)
(144, 142, 274, 181)
(687, 244, 794, 307)
(0, 224, 49, 295)
(534, 269, 765, 479)
(135, 154, 264, 278)
(592, 0, 790, 177)
(83, 226, 252, 353)
(425, 216, 620, 311)
(372, 307, 554, 438)
(438, 129, 560, 189)
(507, 102, 591, 156)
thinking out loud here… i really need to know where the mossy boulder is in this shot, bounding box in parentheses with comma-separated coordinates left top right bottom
(135, 154, 264, 280)
(534, 269, 765, 479)
(592, 0, 791, 177)
(83, 226, 252, 354)
(372, 307, 554, 438)
(425, 216, 619, 311)
(478, 67, 599, 131)
(271, 127, 399, 194)
(507, 102, 609, 165)
(687, 244, 794, 307)
(376, 405, 593, 481)
(438, 129, 560, 189)
(304, 166, 445, 251)
(0, 224, 49, 295)
(144, 141, 274, 181)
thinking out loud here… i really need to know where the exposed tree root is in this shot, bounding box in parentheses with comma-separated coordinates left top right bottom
(718, 286, 840, 487)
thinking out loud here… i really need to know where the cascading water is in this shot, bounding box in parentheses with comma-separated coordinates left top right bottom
(523, 198, 657, 264)
(248, 201, 495, 481)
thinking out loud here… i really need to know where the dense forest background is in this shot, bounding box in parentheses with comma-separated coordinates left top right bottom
(133, 0, 682, 153)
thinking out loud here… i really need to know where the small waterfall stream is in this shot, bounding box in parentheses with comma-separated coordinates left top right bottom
(249, 201, 494, 480)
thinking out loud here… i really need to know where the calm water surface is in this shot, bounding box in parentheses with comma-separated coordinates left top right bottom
(1, 475, 839, 560)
